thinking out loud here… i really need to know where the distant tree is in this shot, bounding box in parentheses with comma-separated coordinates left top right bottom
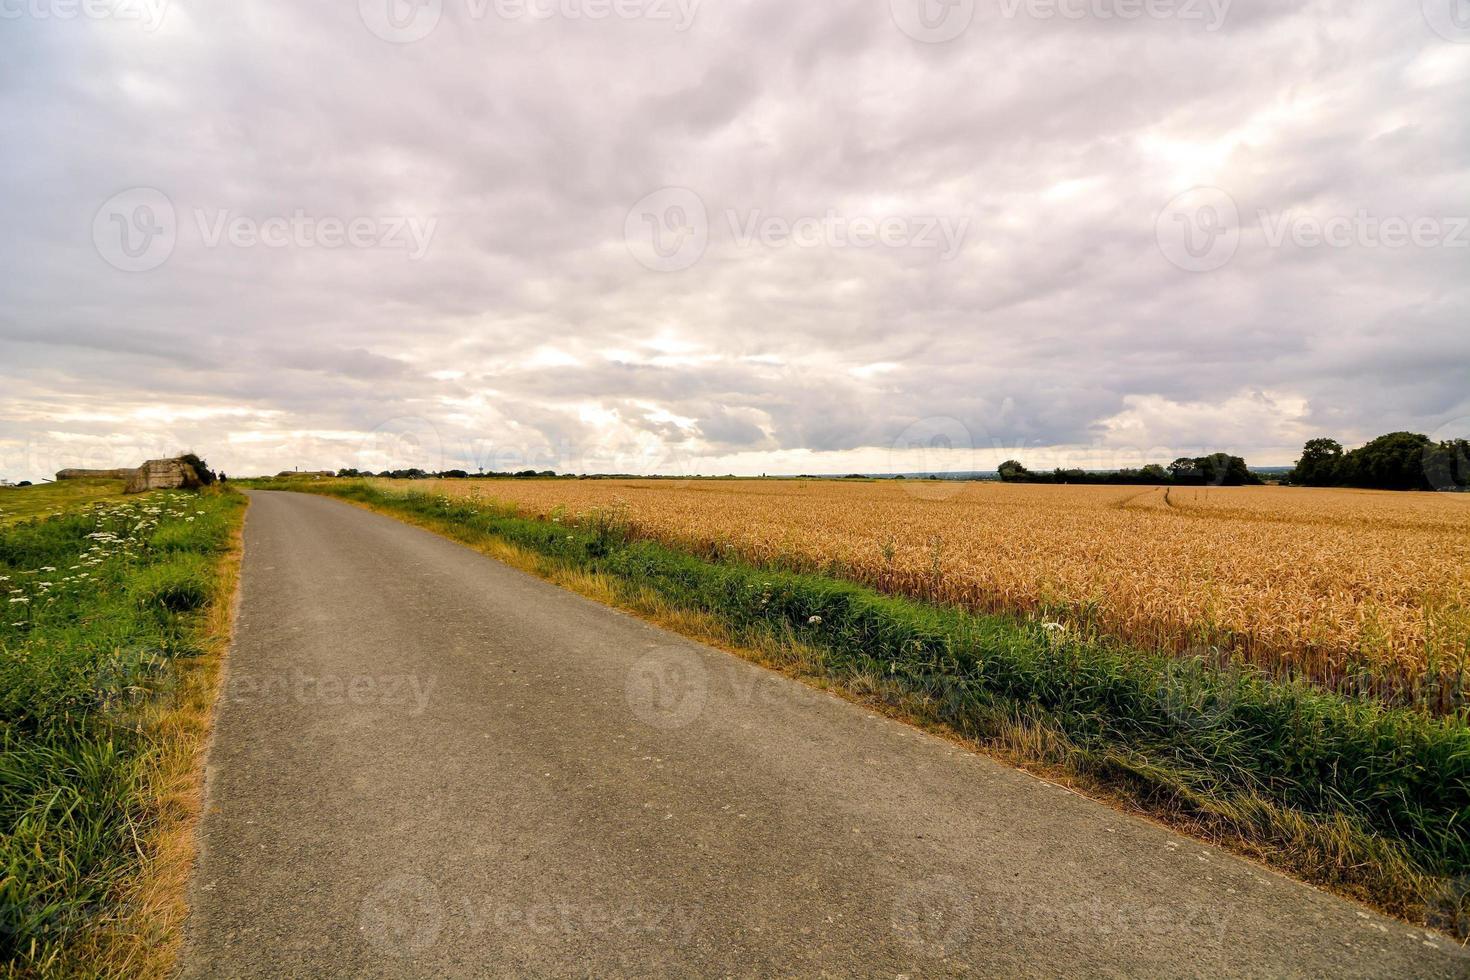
(1291, 438, 1344, 487)
(1339, 432, 1433, 490)
(997, 460, 1032, 482)
(1168, 454, 1257, 486)
(1424, 438, 1470, 492)
(337, 468, 363, 478)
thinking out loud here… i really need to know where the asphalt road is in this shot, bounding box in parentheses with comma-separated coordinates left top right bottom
(181, 490, 1466, 978)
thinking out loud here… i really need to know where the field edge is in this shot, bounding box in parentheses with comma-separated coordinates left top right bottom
(98, 490, 249, 978)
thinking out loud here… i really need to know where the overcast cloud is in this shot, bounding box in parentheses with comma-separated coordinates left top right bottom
(1, 0, 1467, 480)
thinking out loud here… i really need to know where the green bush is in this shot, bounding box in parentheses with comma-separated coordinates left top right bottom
(129, 559, 213, 614)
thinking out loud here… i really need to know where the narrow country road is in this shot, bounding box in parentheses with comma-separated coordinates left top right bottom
(181, 491, 1464, 978)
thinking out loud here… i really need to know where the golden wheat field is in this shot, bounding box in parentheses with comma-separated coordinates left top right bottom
(395, 478, 1470, 697)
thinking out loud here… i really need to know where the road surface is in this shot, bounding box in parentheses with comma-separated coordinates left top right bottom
(181, 491, 1465, 977)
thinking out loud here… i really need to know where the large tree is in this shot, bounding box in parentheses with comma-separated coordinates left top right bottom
(1291, 438, 1343, 487)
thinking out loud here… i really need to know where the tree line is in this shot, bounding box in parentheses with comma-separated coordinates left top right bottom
(1285, 431, 1469, 491)
(997, 453, 1260, 486)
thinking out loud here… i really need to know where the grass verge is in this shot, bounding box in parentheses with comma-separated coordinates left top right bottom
(0, 487, 246, 978)
(0, 481, 128, 529)
(258, 478, 1470, 940)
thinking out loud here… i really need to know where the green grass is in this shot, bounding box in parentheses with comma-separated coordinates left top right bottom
(0, 481, 128, 529)
(264, 478, 1470, 938)
(0, 488, 245, 977)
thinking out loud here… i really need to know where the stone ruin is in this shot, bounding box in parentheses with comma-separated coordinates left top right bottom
(55, 468, 137, 481)
(126, 458, 203, 493)
(57, 458, 203, 494)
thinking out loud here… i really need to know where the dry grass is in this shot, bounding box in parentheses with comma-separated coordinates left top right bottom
(397, 478, 1470, 703)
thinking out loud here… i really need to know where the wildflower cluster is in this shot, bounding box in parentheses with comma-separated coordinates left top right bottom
(1, 493, 203, 631)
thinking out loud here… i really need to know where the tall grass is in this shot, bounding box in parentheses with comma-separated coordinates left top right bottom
(0, 489, 245, 977)
(279, 480, 1470, 936)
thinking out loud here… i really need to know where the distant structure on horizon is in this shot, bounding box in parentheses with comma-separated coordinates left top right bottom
(57, 458, 205, 494)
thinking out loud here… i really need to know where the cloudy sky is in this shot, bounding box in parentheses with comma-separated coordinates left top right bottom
(2, 0, 1467, 481)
